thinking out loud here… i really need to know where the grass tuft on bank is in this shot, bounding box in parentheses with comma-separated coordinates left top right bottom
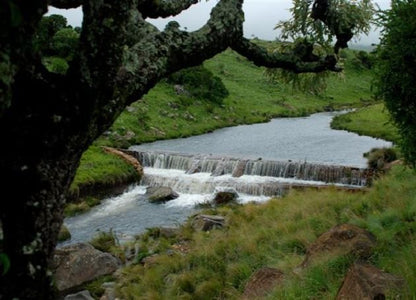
(113, 166, 416, 299)
(331, 103, 400, 143)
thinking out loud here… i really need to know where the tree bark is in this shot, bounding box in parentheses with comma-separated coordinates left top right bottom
(0, 0, 347, 298)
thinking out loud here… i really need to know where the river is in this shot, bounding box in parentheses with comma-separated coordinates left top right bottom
(62, 111, 391, 245)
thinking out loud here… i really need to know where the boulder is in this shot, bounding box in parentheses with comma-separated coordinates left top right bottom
(53, 243, 121, 292)
(336, 262, 406, 299)
(243, 267, 284, 299)
(192, 214, 225, 231)
(212, 188, 239, 205)
(64, 290, 94, 300)
(301, 224, 376, 268)
(232, 160, 247, 178)
(146, 186, 179, 203)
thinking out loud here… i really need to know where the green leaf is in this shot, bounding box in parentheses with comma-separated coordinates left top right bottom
(0, 253, 10, 275)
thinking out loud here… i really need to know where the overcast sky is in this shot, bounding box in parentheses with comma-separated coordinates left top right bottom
(47, 0, 390, 45)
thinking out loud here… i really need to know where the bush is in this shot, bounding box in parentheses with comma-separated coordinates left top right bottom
(365, 147, 398, 171)
(168, 65, 229, 104)
(375, 0, 416, 166)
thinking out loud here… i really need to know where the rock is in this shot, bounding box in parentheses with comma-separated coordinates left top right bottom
(53, 243, 121, 292)
(186, 159, 201, 174)
(64, 290, 94, 300)
(103, 147, 143, 178)
(142, 254, 159, 268)
(192, 214, 225, 231)
(336, 262, 406, 299)
(243, 267, 284, 299)
(212, 188, 239, 205)
(159, 227, 180, 238)
(301, 224, 376, 268)
(232, 160, 247, 177)
(174, 84, 190, 96)
(58, 225, 71, 242)
(146, 186, 179, 203)
(100, 282, 116, 300)
(211, 160, 227, 176)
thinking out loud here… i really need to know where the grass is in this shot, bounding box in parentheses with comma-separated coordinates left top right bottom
(112, 166, 416, 299)
(331, 103, 400, 143)
(66, 146, 140, 216)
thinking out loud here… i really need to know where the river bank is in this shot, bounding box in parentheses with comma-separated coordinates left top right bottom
(67, 48, 377, 216)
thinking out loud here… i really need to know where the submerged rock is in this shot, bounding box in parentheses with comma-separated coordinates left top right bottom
(243, 267, 284, 299)
(232, 160, 247, 177)
(58, 225, 71, 242)
(336, 262, 406, 299)
(146, 186, 179, 203)
(213, 188, 239, 205)
(53, 243, 120, 292)
(192, 214, 225, 231)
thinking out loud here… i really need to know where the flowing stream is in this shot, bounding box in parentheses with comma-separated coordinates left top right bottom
(62, 111, 391, 245)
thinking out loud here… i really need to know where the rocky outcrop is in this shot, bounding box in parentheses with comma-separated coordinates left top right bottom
(301, 224, 376, 268)
(192, 214, 225, 231)
(336, 262, 406, 299)
(146, 186, 179, 203)
(103, 146, 143, 177)
(243, 267, 284, 299)
(52, 243, 121, 292)
(212, 188, 239, 205)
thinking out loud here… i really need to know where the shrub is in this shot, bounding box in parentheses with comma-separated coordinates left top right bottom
(168, 65, 229, 104)
(375, 0, 416, 166)
(365, 147, 398, 171)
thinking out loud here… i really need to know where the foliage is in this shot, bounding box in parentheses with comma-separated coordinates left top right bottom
(375, 0, 416, 166)
(116, 166, 416, 299)
(42, 56, 69, 74)
(365, 147, 398, 171)
(266, 0, 374, 94)
(51, 28, 79, 59)
(34, 14, 68, 54)
(90, 230, 118, 253)
(167, 65, 229, 105)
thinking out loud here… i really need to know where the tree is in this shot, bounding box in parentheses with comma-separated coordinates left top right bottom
(375, 0, 416, 166)
(0, 0, 360, 298)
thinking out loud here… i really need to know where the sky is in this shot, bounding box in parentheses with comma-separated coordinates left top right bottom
(47, 0, 391, 46)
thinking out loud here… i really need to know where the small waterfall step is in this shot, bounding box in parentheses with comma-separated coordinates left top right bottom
(124, 150, 371, 187)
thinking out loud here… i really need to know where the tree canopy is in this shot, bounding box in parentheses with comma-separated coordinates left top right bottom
(0, 0, 372, 298)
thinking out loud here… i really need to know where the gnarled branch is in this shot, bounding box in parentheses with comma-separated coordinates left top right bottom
(139, 0, 198, 18)
(48, 0, 83, 9)
(232, 38, 341, 73)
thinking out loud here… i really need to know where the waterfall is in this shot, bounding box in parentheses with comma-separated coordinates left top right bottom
(128, 150, 369, 187)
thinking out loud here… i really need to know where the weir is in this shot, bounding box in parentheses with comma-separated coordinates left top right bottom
(124, 150, 371, 197)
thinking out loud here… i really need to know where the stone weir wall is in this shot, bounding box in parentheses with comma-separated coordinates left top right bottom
(123, 150, 373, 187)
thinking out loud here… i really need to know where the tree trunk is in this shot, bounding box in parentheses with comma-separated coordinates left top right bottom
(0, 70, 86, 299)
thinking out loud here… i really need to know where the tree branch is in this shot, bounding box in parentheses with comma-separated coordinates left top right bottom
(139, 0, 199, 19)
(232, 38, 341, 73)
(48, 0, 83, 9)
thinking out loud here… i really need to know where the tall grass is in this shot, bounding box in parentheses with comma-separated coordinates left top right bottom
(115, 166, 416, 299)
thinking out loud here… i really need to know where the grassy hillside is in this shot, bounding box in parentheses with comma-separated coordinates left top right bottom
(96, 48, 374, 148)
(111, 165, 415, 299)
